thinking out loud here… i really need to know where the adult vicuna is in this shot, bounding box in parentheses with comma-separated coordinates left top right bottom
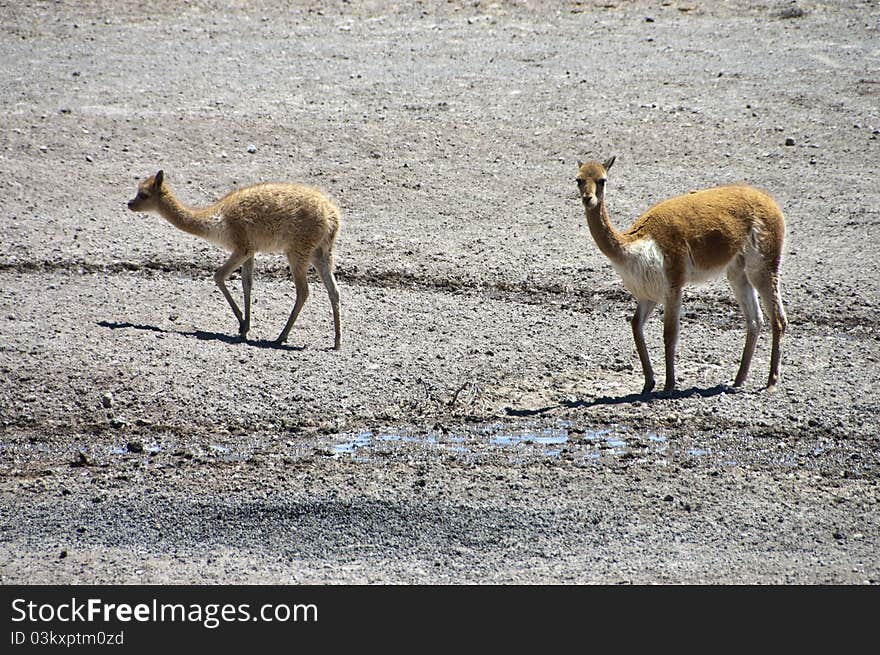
(575, 156, 787, 395)
(127, 170, 342, 349)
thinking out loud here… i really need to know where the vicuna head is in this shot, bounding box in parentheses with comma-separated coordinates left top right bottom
(127, 170, 165, 212)
(575, 156, 615, 209)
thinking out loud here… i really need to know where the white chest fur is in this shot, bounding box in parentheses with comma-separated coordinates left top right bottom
(612, 238, 668, 303)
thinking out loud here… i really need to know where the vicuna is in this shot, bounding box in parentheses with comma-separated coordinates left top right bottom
(128, 170, 341, 349)
(575, 156, 787, 395)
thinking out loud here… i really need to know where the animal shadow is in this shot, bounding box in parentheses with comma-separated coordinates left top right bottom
(561, 384, 733, 409)
(505, 384, 733, 416)
(97, 321, 306, 351)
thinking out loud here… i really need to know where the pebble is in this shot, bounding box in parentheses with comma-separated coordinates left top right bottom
(247, 144, 257, 153)
(70, 452, 91, 467)
(785, 137, 796, 146)
(101, 391, 113, 408)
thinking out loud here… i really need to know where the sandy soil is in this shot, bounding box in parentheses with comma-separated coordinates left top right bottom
(0, 0, 878, 584)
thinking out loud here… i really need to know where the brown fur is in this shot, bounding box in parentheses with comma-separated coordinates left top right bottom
(576, 156, 787, 394)
(128, 170, 342, 349)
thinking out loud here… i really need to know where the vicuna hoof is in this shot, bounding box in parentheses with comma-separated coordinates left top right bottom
(658, 384, 676, 398)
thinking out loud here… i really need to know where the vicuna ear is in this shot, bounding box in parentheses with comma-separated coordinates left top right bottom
(603, 156, 616, 171)
(154, 170, 164, 188)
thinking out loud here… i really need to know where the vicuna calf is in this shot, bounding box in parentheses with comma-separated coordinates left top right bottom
(128, 170, 341, 349)
(575, 156, 787, 395)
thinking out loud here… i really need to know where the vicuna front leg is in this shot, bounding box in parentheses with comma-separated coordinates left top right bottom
(631, 300, 657, 395)
(214, 251, 254, 338)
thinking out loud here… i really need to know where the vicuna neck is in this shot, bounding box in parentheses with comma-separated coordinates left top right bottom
(156, 188, 216, 239)
(585, 201, 628, 265)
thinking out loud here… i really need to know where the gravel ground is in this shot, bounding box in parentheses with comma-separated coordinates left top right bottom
(0, 0, 878, 584)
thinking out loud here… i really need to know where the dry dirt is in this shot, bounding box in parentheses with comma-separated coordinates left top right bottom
(0, 0, 878, 584)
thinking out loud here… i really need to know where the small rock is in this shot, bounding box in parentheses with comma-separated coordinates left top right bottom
(59, 550, 68, 559)
(247, 144, 257, 154)
(126, 441, 144, 454)
(101, 392, 113, 408)
(70, 452, 92, 467)
(778, 6, 807, 19)
(663, 494, 674, 502)
(784, 137, 796, 146)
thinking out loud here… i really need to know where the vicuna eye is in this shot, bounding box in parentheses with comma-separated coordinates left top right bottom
(597, 178, 607, 186)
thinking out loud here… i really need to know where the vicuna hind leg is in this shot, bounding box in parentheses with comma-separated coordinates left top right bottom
(276, 254, 310, 344)
(661, 287, 683, 395)
(312, 249, 341, 350)
(240, 256, 254, 338)
(214, 250, 253, 338)
(727, 259, 763, 388)
(753, 272, 787, 389)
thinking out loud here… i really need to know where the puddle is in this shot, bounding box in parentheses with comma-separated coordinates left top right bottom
(332, 430, 373, 457)
(331, 429, 438, 458)
(109, 444, 161, 455)
(328, 422, 679, 464)
(489, 429, 569, 447)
